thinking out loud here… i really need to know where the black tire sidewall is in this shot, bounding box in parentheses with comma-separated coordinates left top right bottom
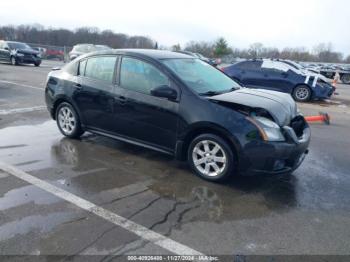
(11, 56, 17, 66)
(187, 134, 235, 181)
(56, 102, 83, 139)
(293, 85, 311, 102)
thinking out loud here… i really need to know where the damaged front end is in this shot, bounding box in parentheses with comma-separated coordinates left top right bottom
(208, 88, 311, 174)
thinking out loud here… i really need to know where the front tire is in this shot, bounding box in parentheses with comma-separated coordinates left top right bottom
(34, 62, 41, 67)
(293, 85, 311, 102)
(11, 56, 18, 66)
(188, 134, 235, 182)
(56, 102, 84, 139)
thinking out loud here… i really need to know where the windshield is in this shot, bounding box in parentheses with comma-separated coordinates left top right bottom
(163, 58, 240, 95)
(8, 42, 31, 50)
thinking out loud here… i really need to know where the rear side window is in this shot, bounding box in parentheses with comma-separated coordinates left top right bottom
(120, 57, 169, 95)
(84, 56, 117, 83)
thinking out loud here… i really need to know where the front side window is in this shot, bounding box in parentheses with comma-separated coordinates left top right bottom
(120, 57, 169, 95)
(84, 56, 116, 83)
(163, 58, 240, 95)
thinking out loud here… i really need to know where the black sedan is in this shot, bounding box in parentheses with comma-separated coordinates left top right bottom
(0, 40, 42, 66)
(45, 49, 310, 181)
(223, 59, 334, 102)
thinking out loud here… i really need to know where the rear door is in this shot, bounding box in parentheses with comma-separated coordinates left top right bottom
(72, 55, 118, 132)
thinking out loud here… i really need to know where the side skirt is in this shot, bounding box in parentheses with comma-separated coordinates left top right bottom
(86, 128, 175, 156)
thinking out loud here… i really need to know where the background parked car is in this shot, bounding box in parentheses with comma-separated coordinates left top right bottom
(0, 40, 42, 66)
(45, 47, 65, 61)
(174, 50, 219, 66)
(32, 47, 47, 57)
(319, 65, 350, 84)
(280, 59, 320, 74)
(222, 59, 334, 102)
(69, 44, 111, 60)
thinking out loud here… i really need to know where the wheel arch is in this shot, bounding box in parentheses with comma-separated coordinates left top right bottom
(52, 96, 82, 123)
(293, 83, 313, 98)
(175, 123, 241, 163)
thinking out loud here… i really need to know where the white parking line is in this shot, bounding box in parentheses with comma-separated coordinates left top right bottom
(0, 106, 46, 115)
(0, 80, 43, 90)
(0, 161, 204, 256)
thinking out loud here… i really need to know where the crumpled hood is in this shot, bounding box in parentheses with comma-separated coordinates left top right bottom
(209, 88, 297, 126)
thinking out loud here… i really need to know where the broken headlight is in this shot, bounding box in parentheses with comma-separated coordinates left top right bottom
(248, 116, 285, 142)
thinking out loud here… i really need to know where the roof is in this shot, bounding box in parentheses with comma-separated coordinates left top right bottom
(87, 49, 192, 60)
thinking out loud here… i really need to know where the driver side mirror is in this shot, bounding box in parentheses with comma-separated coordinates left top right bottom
(4, 47, 9, 51)
(150, 85, 178, 101)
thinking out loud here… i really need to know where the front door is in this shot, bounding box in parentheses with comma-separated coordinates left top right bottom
(113, 56, 179, 151)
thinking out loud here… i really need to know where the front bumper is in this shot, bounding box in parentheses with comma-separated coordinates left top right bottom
(239, 121, 310, 175)
(16, 54, 41, 64)
(312, 84, 334, 99)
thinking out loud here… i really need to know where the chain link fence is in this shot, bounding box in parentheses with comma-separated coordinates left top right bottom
(27, 43, 72, 63)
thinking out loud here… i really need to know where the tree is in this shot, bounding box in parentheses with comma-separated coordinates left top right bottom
(0, 24, 155, 49)
(345, 55, 350, 64)
(213, 37, 231, 57)
(248, 42, 264, 58)
(184, 41, 214, 57)
(171, 43, 181, 51)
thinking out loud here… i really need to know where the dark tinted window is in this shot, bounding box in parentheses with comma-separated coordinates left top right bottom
(84, 56, 117, 83)
(120, 57, 169, 95)
(237, 61, 262, 70)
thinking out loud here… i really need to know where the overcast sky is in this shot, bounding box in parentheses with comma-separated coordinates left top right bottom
(1, 0, 349, 55)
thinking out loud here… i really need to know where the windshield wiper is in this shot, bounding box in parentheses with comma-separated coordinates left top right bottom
(199, 87, 237, 96)
(198, 90, 223, 96)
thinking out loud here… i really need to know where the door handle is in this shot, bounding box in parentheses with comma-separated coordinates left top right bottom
(73, 83, 82, 89)
(115, 96, 127, 105)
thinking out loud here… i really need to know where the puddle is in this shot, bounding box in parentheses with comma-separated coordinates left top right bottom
(0, 184, 61, 211)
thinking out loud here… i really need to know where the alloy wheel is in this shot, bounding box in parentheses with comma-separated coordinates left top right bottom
(295, 87, 309, 100)
(192, 140, 227, 177)
(11, 57, 16, 65)
(58, 106, 76, 135)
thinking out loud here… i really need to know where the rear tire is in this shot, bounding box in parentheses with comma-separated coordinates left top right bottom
(188, 134, 235, 182)
(293, 85, 311, 102)
(56, 102, 84, 139)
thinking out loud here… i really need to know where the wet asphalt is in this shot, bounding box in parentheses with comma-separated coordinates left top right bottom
(0, 61, 350, 259)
